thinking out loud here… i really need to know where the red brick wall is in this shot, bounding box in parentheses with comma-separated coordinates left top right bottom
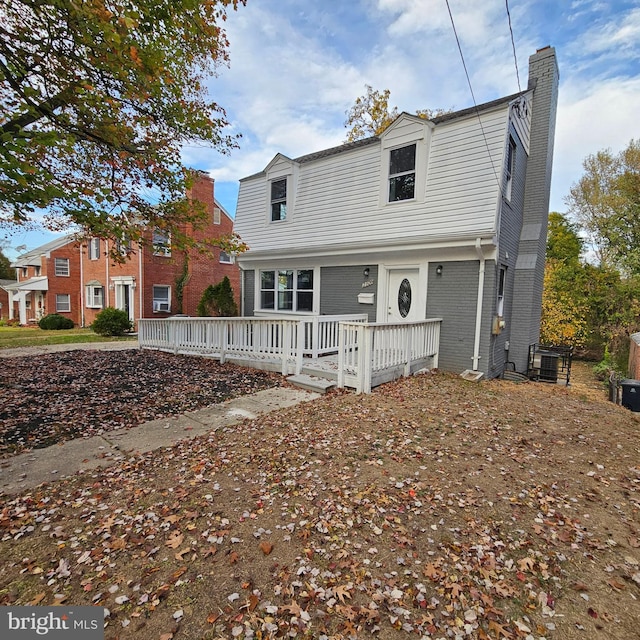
(46, 242, 82, 325)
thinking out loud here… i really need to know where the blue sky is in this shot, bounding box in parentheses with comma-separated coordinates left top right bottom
(4, 0, 639, 260)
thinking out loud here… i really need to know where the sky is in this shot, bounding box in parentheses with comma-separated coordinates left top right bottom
(3, 0, 640, 261)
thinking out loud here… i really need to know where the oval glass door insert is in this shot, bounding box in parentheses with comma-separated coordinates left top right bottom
(398, 278, 412, 318)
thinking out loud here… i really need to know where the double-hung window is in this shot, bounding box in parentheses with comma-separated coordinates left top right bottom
(497, 266, 507, 317)
(86, 285, 104, 309)
(153, 285, 171, 313)
(54, 258, 70, 276)
(88, 238, 101, 260)
(152, 229, 171, 256)
(260, 269, 314, 312)
(505, 137, 516, 201)
(389, 143, 416, 201)
(56, 294, 71, 312)
(270, 178, 287, 221)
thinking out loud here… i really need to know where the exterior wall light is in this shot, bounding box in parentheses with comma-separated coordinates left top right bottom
(363, 267, 370, 277)
(436, 265, 443, 276)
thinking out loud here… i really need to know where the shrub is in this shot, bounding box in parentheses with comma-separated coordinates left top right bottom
(38, 314, 75, 330)
(91, 307, 133, 336)
(196, 276, 238, 317)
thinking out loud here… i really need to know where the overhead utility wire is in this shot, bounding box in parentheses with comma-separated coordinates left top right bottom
(443, 0, 500, 187)
(505, 0, 522, 92)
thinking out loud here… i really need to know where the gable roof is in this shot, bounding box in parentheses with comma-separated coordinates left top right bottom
(11, 235, 77, 267)
(243, 89, 530, 182)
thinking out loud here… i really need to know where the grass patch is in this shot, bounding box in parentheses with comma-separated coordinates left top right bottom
(0, 326, 136, 349)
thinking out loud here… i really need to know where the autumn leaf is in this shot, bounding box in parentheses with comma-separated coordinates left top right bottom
(166, 531, 184, 549)
(259, 541, 273, 555)
(333, 584, 352, 603)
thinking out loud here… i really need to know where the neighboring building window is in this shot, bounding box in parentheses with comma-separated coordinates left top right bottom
(34, 266, 41, 276)
(86, 286, 104, 308)
(153, 285, 171, 313)
(116, 237, 132, 256)
(389, 143, 416, 201)
(21, 267, 27, 277)
(213, 207, 221, 225)
(54, 258, 70, 276)
(219, 251, 233, 264)
(88, 238, 101, 260)
(505, 137, 516, 201)
(270, 178, 287, 221)
(497, 266, 507, 317)
(152, 230, 171, 257)
(260, 269, 314, 312)
(56, 293, 71, 312)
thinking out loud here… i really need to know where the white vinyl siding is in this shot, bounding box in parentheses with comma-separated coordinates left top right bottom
(236, 108, 511, 254)
(54, 258, 70, 276)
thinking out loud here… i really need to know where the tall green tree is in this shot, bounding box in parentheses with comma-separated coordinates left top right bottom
(0, 0, 246, 259)
(344, 85, 451, 142)
(0, 248, 14, 279)
(566, 139, 640, 275)
(546, 211, 584, 264)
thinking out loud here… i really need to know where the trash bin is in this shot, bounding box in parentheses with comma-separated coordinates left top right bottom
(620, 379, 640, 412)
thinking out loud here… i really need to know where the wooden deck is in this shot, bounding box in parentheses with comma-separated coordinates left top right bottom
(138, 315, 441, 393)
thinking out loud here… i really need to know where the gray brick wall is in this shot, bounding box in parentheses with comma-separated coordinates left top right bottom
(320, 265, 378, 321)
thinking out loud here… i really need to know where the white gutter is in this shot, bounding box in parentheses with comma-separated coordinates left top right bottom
(472, 238, 486, 371)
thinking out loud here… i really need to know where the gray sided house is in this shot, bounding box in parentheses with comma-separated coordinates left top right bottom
(234, 47, 559, 378)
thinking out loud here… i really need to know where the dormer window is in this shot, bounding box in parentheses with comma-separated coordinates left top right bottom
(389, 143, 416, 201)
(270, 178, 287, 221)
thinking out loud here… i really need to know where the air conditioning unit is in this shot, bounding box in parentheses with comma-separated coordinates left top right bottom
(153, 301, 170, 312)
(532, 350, 559, 383)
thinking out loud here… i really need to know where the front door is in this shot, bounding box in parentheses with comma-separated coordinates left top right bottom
(387, 269, 421, 322)
(115, 282, 134, 322)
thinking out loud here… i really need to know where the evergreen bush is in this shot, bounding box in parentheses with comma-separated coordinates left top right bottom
(38, 314, 74, 330)
(91, 307, 133, 336)
(196, 276, 238, 317)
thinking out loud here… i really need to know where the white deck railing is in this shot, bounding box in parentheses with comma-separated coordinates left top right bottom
(337, 319, 442, 393)
(138, 315, 440, 393)
(138, 315, 367, 376)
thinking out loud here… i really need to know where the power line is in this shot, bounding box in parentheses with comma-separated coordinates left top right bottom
(443, 0, 500, 187)
(505, 0, 522, 92)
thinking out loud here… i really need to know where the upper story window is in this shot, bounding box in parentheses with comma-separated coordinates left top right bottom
(152, 229, 171, 257)
(88, 238, 101, 260)
(505, 137, 516, 201)
(389, 143, 416, 201)
(219, 251, 233, 264)
(54, 258, 70, 276)
(34, 266, 41, 276)
(213, 207, 221, 225)
(21, 267, 27, 277)
(497, 266, 507, 317)
(116, 236, 132, 257)
(260, 269, 314, 312)
(270, 178, 287, 221)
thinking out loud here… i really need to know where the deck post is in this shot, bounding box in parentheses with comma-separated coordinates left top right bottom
(296, 320, 305, 374)
(337, 324, 346, 389)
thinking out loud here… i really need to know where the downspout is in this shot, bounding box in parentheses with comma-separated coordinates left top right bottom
(79, 244, 85, 327)
(105, 241, 110, 307)
(472, 237, 486, 371)
(138, 242, 143, 324)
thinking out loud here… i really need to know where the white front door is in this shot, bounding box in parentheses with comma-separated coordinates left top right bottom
(114, 282, 135, 322)
(387, 269, 421, 322)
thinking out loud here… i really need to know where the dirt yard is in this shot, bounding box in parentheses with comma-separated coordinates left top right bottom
(0, 352, 638, 639)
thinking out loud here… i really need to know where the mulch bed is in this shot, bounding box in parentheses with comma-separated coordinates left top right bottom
(0, 349, 284, 457)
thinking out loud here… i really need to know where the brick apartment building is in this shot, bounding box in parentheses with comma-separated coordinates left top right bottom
(7, 174, 240, 327)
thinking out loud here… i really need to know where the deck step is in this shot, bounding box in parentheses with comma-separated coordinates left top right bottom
(287, 374, 336, 394)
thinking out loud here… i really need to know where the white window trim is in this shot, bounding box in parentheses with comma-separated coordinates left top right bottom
(56, 293, 71, 312)
(86, 285, 104, 309)
(505, 137, 516, 202)
(152, 230, 172, 257)
(257, 268, 317, 314)
(379, 128, 429, 208)
(265, 161, 297, 224)
(88, 238, 101, 260)
(219, 251, 233, 264)
(152, 285, 171, 313)
(54, 258, 70, 277)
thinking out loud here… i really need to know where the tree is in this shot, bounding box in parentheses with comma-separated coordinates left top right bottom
(197, 276, 238, 317)
(344, 85, 451, 142)
(0, 248, 14, 279)
(566, 139, 640, 274)
(546, 211, 583, 264)
(0, 0, 246, 260)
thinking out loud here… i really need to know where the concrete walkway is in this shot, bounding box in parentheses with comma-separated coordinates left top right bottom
(0, 341, 320, 496)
